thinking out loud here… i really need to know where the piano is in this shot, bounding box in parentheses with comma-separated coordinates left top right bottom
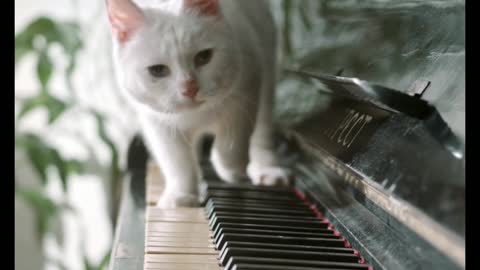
(108, 1, 464, 270)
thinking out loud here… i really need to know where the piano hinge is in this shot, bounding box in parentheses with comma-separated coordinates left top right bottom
(407, 79, 431, 98)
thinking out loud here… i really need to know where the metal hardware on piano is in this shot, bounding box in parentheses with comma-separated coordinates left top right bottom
(108, 1, 464, 269)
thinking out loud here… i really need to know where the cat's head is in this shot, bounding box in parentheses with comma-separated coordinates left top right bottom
(107, 0, 239, 114)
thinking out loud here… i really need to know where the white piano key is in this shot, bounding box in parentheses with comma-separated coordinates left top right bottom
(144, 164, 219, 270)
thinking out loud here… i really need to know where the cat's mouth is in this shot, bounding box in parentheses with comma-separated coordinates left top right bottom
(188, 99, 205, 107)
(194, 100, 206, 105)
(175, 99, 206, 111)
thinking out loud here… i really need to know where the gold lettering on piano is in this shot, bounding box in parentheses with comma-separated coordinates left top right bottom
(325, 109, 373, 148)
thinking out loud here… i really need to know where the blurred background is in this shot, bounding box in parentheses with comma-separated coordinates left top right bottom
(15, 1, 464, 270)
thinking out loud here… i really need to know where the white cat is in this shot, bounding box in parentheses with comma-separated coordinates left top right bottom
(107, 0, 291, 208)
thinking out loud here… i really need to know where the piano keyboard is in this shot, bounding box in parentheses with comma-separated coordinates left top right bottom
(144, 163, 372, 270)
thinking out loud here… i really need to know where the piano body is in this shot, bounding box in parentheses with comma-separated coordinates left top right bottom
(109, 1, 465, 270)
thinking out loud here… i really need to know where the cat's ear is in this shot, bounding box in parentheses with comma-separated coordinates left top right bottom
(106, 0, 145, 43)
(184, 0, 220, 17)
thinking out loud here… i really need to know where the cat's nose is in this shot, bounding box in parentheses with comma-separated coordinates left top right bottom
(182, 79, 199, 99)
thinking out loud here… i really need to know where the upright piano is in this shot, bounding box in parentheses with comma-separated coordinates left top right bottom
(108, 1, 465, 269)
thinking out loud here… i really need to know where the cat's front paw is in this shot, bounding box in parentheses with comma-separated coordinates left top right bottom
(211, 150, 247, 183)
(198, 180, 209, 204)
(247, 164, 293, 186)
(156, 191, 200, 208)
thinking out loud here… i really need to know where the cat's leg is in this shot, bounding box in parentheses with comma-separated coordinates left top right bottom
(247, 73, 292, 186)
(193, 133, 209, 203)
(210, 111, 253, 183)
(142, 123, 200, 208)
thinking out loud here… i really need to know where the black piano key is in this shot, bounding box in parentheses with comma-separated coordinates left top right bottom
(206, 189, 298, 198)
(210, 211, 320, 221)
(210, 216, 329, 232)
(225, 256, 370, 270)
(206, 183, 292, 193)
(204, 184, 372, 270)
(206, 197, 306, 208)
(216, 233, 346, 251)
(232, 264, 363, 270)
(205, 190, 299, 201)
(206, 205, 315, 219)
(207, 208, 315, 219)
(220, 247, 359, 266)
(212, 222, 335, 239)
(214, 228, 338, 244)
(212, 223, 334, 239)
(219, 241, 355, 261)
(205, 198, 309, 209)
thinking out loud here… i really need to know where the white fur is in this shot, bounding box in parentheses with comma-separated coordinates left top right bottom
(109, 0, 291, 208)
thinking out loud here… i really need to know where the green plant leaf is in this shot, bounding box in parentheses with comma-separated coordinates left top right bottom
(83, 257, 93, 270)
(37, 50, 53, 91)
(282, 0, 293, 56)
(45, 95, 67, 124)
(30, 17, 60, 44)
(299, 1, 313, 32)
(92, 111, 122, 183)
(15, 186, 58, 241)
(50, 151, 84, 192)
(50, 150, 68, 191)
(17, 95, 45, 120)
(15, 17, 83, 61)
(15, 18, 58, 66)
(18, 17, 60, 47)
(56, 22, 83, 55)
(16, 133, 85, 191)
(65, 57, 77, 93)
(57, 21, 82, 94)
(15, 16, 83, 97)
(83, 249, 111, 270)
(91, 111, 124, 227)
(97, 251, 111, 270)
(15, 44, 31, 64)
(16, 133, 52, 185)
(17, 94, 67, 124)
(14, 18, 50, 64)
(67, 159, 84, 175)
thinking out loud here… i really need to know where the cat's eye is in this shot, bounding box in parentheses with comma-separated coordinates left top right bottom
(194, 49, 214, 67)
(148, 64, 170, 78)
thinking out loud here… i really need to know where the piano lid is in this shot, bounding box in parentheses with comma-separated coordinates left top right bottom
(287, 69, 463, 159)
(275, 69, 465, 267)
(273, 0, 465, 157)
(273, 0, 465, 243)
